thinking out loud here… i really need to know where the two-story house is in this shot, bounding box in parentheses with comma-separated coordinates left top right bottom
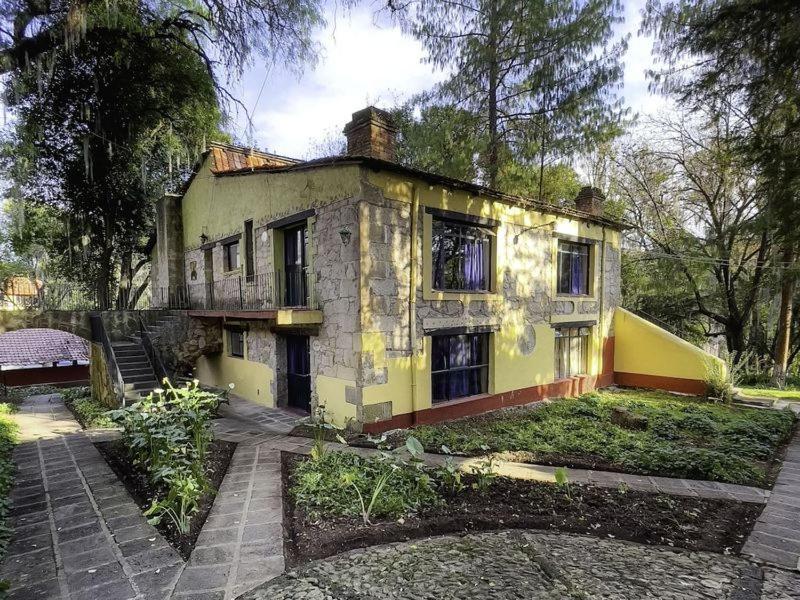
(151, 106, 719, 431)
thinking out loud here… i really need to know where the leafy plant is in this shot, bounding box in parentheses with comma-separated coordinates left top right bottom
(469, 455, 497, 492)
(341, 467, 396, 526)
(409, 389, 796, 486)
(110, 379, 222, 532)
(291, 451, 441, 523)
(554, 466, 571, 498)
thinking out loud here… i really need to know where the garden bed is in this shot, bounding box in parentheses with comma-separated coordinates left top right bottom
(359, 389, 796, 487)
(282, 451, 763, 567)
(96, 438, 236, 558)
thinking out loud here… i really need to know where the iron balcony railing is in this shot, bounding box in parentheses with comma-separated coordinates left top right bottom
(152, 270, 318, 312)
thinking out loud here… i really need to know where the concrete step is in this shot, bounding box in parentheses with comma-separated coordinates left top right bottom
(116, 355, 149, 365)
(122, 373, 157, 384)
(124, 380, 159, 392)
(112, 342, 140, 349)
(115, 351, 146, 359)
(119, 366, 154, 377)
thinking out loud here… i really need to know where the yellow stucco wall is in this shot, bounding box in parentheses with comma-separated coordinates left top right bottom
(614, 308, 723, 380)
(181, 160, 362, 248)
(360, 170, 620, 421)
(195, 331, 275, 406)
(316, 374, 358, 427)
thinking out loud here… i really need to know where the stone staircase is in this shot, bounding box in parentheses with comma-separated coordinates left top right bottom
(111, 341, 160, 401)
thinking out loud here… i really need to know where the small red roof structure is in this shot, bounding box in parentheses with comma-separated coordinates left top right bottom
(0, 329, 89, 366)
(2, 277, 41, 297)
(208, 143, 299, 174)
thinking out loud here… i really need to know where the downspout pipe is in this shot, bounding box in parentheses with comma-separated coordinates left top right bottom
(598, 227, 607, 384)
(409, 185, 419, 424)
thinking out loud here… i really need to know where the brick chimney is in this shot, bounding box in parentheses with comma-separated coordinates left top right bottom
(343, 106, 398, 162)
(574, 186, 605, 216)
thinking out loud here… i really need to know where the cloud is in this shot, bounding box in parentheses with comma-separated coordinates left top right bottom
(231, 6, 446, 157)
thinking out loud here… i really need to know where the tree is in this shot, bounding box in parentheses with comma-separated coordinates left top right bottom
(396, 0, 627, 190)
(2, 11, 221, 307)
(1, 0, 327, 307)
(643, 0, 800, 384)
(613, 111, 771, 362)
(392, 103, 581, 203)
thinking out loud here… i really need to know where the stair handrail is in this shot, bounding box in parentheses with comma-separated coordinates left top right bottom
(136, 312, 170, 385)
(89, 313, 126, 406)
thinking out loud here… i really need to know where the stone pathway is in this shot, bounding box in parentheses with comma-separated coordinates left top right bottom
(744, 430, 800, 570)
(241, 529, 800, 599)
(1, 394, 182, 600)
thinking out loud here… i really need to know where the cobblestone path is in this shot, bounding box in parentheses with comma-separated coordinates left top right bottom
(242, 530, 800, 600)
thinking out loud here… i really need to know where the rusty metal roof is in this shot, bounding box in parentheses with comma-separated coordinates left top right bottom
(208, 143, 300, 174)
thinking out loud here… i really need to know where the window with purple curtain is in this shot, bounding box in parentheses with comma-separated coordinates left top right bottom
(431, 332, 490, 403)
(556, 241, 590, 295)
(432, 217, 492, 291)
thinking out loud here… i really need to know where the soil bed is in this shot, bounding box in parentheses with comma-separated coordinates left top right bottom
(282, 452, 762, 567)
(96, 438, 236, 559)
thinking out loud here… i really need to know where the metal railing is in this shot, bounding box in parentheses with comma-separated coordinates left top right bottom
(152, 270, 317, 312)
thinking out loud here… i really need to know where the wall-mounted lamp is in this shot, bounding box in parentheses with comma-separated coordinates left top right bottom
(339, 228, 352, 246)
(513, 221, 556, 244)
(199, 233, 209, 244)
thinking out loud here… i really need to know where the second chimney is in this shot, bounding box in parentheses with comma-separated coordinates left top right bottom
(574, 186, 605, 216)
(343, 106, 398, 162)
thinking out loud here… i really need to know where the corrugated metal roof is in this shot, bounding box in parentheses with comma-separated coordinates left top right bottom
(0, 329, 89, 366)
(208, 143, 299, 174)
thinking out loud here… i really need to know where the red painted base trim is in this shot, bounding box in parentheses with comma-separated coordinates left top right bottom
(0, 365, 89, 388)
(613, 372, 708, 395)
(363, 373, 614, 434)
(363, 335, 618, 434)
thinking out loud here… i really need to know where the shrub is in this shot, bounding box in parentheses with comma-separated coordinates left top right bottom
(409, 390, 796, 486)
(64, 392, 115, 429)
(291, 451, 441, 522)
(0, 410, 18, 586)
(110, 380, 222, 533)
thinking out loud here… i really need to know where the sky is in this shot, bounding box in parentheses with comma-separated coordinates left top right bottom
(226, 0, 670, 159)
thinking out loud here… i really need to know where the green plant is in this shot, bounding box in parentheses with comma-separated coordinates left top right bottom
(110, 379, 222, 532)
(341, 466, 396, 526)
(554, 466, 571, 498)
(435, 446, 465, 495)
(469, 454, 497, 492)
(291, 451, 440, 523)
(310, 403, 329, 462)
(408, 389, 796, 486)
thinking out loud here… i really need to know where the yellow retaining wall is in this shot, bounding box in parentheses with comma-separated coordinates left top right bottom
(614, 308, 723, 383)
(195, 332, 274, 407)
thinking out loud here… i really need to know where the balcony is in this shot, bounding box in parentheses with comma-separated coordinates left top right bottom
(152, 271, 320, 320)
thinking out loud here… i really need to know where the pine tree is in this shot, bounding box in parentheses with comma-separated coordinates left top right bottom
(398, 0, 628, 191)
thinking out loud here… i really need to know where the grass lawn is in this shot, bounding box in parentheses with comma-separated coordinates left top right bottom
(407, 389, 796, 487)
(739, 386, 800, 401)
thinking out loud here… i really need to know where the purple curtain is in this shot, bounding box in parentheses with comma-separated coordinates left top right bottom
(570, 246, 586, 294)
(432, 334, 486, 402)
(433, 230, 445, 289)
(463, 238, 485, 290)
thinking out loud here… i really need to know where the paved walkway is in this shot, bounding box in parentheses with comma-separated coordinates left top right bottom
(3, 392, 799, 600)
(744, 430, 800, 570)
(1, 394, 182, 600)
(241, 530, 800, 599)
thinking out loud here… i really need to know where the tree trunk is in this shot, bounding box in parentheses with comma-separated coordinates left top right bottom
(772, 245, 796, 387)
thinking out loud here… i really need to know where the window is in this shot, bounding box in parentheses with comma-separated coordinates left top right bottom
(432, 217, 492, 291)
(223, 240, 240, 271)
(554, 326, 590, 379)
(557, 241, 590, 295)
(227, 328, 245, 358)
(244, 220, 254, 281)
(431, 332, 490, 403)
